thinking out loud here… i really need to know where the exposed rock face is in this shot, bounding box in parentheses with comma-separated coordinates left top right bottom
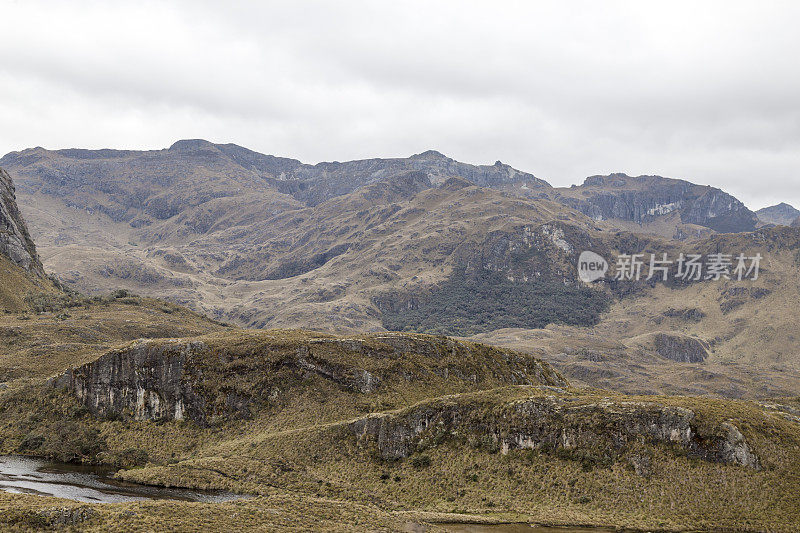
(759, 401, 800, 424)
(350, 394, 760, 471)
(0, 167, 43, 274)
(653, 333, 709, 363)
(756, 202, 800, 226)
(663, 307, 706, 322)
(457, 221, 594, 283)
(50, 340, 209, 423)
(50, 333, 566, 425)
(554, 174, 758, 233)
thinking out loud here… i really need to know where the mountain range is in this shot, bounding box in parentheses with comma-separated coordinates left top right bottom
(0, 159, 799, 531)
(1, 141, 800, 401)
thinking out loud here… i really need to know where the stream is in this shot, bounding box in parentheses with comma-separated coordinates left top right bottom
(0, 455, 240, 504)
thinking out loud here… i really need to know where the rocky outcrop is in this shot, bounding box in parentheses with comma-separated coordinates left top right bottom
(50, 340, 210, 423)
(455, 221, 607, 284)
(756, 202, 800, 226)
(653, 333, 709, 363)
(350, 393, 760, 471)
(0, 167, 43, 274)
(35, 506, 96, 528)
(554, 174, 758, 233)
(50, 333, 566, 425)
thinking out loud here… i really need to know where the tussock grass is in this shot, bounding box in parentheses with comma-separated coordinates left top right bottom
(1, 323, 798, 531)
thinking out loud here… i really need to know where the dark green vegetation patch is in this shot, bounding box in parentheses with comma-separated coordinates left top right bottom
(380, 268, 611, 336)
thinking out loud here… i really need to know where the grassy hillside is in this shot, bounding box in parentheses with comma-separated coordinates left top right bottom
(0, 254, 57, 313)
(116, 388, 799, 532)
(0, 329, 797, 531)
(0, 290, 226, 383)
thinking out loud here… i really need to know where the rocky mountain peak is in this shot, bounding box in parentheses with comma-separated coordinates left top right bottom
(411, 149, 449, 161)
(583, 173, 633, 187)
(756, 202, 800, 226)
(168, 139, 219, 152)
(0, 167, 44, 275)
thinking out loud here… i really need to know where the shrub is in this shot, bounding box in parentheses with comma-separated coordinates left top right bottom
(410, 454, 431, 468)
(23, 292, 87, 314)
(17, 420, 107, 463)
(113, 447, 150, 468)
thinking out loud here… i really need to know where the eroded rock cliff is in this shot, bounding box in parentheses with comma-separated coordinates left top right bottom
(350, 392, 760, 472)
(0, 167, 43, 274)
(554, 174, 758, 233)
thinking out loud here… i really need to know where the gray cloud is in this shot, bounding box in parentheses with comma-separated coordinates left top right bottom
(1, 0, 798, 209)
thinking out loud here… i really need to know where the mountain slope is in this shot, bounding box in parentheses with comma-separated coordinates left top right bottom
(757, 202, 800, 226)
(0, 140, 549, 228)
(0, 254, 55, 313)
(0, 149, 596, 330)
(0, 166, 226, 377)
(0, 167, 54, 311)
(2, 142, 757, 254)
(1, 142, 763, 328)
(470, 224, 800, 397)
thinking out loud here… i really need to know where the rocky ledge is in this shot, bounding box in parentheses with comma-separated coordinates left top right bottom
(350, 392, 760, 473)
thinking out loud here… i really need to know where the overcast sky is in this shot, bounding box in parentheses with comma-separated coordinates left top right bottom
(1, 1, 799, 210)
